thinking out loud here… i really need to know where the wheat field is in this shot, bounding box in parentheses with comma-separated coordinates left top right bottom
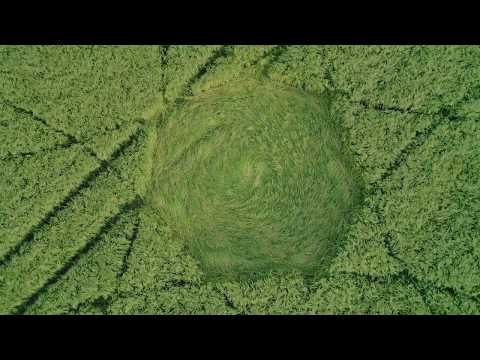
(1, 45, 479, 314)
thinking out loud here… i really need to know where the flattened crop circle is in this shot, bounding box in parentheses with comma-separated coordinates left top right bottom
(150, 79, 362, 280)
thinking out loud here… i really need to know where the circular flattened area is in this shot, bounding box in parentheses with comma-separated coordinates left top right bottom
(150, 80, 362, 279)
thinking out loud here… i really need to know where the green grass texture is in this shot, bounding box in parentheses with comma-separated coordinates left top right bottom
(1, 45, 479, 314)
(149, 78, 362, 280)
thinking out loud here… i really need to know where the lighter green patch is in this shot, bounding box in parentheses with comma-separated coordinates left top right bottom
(148, 79, 362, 280)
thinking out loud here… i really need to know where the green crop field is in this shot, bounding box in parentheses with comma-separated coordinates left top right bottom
(1, 45, 479, 315)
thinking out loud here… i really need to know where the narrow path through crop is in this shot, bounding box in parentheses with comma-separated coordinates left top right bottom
(14, 196, 144, 314)
(117, 217, 141, 279)
(0, 127, 144, 268)
(334, 98, 478, 311)
(1, 99, 103, 161)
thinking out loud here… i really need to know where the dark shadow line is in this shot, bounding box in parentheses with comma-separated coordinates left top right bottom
(354, 99, 431, 116)
(117, 216, 140, 279)
(367, 108, 461, 194)
(0, 139, 76, 162)
(2, 100, 80, 145)
(183, 46, 229, 96)
(14, 196, 144, 314)
(0, 127, 144, 268)
(260, 45, 289, 76)
(1, 99, 102, 161)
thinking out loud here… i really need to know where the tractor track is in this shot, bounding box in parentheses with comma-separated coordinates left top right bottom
(341, 98, 475, 311)
(355, 101, 461, 193)
(1, 99, 102, 161)
(336, 267, 480, 314)
(0, 127, 144, 268)
(14, 196, 144, 314)
(0, 139, 77, 162)
(117, 216, 141, 279)
(260, 45, 288, 76)
(159, 45, 170, 87)
(182, 46, 230, 97)
(355, 99, 433, 116)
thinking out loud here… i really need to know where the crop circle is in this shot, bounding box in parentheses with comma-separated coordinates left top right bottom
(150, 79, 362, 280)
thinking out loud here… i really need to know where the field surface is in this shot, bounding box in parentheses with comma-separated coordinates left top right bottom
(1, 45, 479, 314)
